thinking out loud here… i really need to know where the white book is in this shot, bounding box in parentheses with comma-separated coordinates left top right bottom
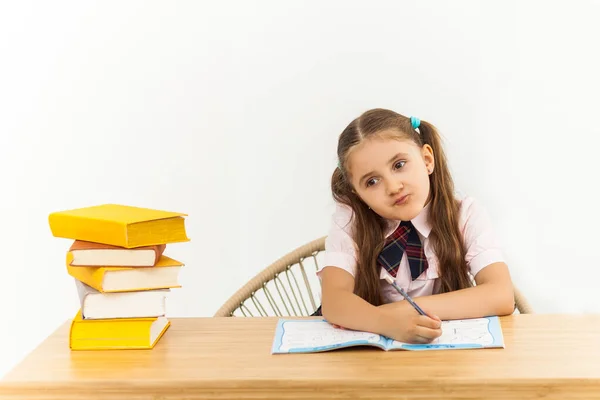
(75, 279, 169, 320)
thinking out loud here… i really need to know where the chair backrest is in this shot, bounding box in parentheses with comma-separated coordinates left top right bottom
(213, 237, 326, 317)
(213, 236, 534, 317)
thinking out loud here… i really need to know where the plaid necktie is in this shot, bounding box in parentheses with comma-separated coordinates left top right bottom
(377, 221, 428, 280)
(310, 220, 428, 317)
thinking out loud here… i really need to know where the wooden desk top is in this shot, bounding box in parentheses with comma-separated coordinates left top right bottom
(1, 314, 600, 400)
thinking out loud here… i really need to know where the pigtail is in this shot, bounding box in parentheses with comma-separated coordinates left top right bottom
(418, 121, 472, 292)
(331, 165, 387, 306)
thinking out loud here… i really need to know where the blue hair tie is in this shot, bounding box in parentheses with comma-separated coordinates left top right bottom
(410, 116, 421, 130)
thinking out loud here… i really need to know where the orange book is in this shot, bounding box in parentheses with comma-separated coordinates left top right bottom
(69, 310, 170, 350)
(69, 240, 166, 267)
(66, 253, 183, 293)
(48, 204, 190, 248)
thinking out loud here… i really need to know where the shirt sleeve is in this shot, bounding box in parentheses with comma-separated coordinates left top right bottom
(318, 203, 358, 277)
(459, 197, 506, 277)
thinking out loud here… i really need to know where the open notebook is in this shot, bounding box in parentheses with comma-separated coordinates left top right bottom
(271, 316, 504, 353)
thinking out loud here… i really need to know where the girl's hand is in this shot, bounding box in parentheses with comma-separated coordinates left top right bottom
(380, 301, 442, 343)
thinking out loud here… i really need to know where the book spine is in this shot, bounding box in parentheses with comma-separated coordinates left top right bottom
(73, 279, 95, 315)
(66, 253, 106, 292)
(48, 213, 128, 247)
(154, 244, 166, 265)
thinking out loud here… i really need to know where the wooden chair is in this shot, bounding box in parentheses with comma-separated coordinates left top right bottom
(213, 236, 534, 317)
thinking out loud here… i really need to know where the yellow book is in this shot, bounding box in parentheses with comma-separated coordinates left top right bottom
(48, 204, 190, 248)
(69, 310, 170, 350)
(66, 253, 184, 293)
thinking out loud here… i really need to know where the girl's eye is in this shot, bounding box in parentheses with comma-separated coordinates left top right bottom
(366, 177, 379, 187)
(394, 160, 406, 170)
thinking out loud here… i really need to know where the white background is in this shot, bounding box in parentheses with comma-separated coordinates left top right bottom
(1, 0, 599, 377)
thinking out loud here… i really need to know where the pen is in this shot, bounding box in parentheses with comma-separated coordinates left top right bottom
(382, 273, 428, 316)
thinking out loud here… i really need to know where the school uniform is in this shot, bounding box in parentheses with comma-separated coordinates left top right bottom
(312, 196, 505, 314)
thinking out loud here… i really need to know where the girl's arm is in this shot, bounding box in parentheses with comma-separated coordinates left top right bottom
(319, 266, 442, 342)
(380, 262, 515, 320)
(319, 267, 385, 332)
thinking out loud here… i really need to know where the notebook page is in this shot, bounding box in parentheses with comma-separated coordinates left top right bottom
(389, 317, 503, 350)
(272, 320, 384, 353)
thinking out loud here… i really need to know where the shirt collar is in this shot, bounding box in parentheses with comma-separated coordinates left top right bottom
(385, 201, 432, 239)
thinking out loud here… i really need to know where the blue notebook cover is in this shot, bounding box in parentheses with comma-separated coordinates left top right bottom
(271, 316, 504, 354)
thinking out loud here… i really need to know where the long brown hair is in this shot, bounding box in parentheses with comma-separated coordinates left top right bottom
(332, 108, 472, 306)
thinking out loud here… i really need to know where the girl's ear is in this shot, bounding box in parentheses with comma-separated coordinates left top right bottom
(422, 144, 435, 174)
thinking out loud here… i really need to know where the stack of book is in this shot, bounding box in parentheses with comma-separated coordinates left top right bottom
(48, 204, 190, 350)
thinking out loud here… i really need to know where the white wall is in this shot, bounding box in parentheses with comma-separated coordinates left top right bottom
(1, 0, 599, 378)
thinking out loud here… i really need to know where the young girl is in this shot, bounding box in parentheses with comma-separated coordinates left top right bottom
(316, 108, 515, 344)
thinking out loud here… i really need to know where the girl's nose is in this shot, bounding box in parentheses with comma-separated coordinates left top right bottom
(386, 179, 403, 195)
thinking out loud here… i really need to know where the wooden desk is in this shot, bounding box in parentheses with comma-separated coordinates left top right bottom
(1, 314, 600, 400)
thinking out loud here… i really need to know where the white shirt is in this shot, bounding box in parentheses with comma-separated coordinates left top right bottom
(318, 196, 505, 303)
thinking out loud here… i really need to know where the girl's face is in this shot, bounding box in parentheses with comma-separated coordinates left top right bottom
(346, 134, 435, 221)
